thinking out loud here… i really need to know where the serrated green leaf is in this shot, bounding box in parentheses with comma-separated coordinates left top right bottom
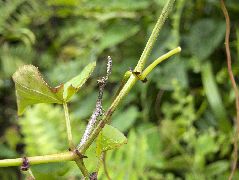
(96, 124, 127, 156)
(63, 61, 96, 101)
(12, 65, 64, 115)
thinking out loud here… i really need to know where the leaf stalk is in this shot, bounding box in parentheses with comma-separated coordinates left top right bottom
(63, 102, 74, 149)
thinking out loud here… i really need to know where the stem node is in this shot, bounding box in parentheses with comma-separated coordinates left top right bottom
(21, 157, 30, 171)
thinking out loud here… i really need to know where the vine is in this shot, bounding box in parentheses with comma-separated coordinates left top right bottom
(220, 1, 239, 180)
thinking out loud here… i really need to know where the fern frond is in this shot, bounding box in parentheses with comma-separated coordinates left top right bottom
(19, 104, 67, 155)
(0, 44, 35, 77)
(0, 0, 47, 45)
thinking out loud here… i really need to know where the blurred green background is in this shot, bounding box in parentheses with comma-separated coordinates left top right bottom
(0, 0, 239, 179)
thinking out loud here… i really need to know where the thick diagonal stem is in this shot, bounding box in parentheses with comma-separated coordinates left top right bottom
(135, 0, 175, 72)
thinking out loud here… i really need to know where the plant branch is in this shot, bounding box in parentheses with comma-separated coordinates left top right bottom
(220, 1, 239, 180)
(134, 0, 175, 72)
(141, 47, 181, 79)
(0, 0, 179, 171)
(79, 56, 112, 148)
(78, 0, 177, 153)
(75, 158, 89, 178)
(63, 102, 74, 149)
(64, 99, 89, 177)
(76, 56, 112, 178)
(78, 47, 181, 154)
(0, 152, 75, 167)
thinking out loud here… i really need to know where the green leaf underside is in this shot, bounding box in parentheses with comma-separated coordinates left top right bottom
(12, 62, 96, 115)
(63, 61, 96, 101)
(96, 124, 127, 156)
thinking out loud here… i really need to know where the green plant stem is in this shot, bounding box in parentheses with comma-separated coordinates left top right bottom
(78, 47, 181, 154)
(26, 168, 35, 180)
(0, 151, 89, 178)
(0, 0, 178, 169)
(79, 75, 137, 153)
(102, 152, 111, 180)
(141, 47, 181, 79)
(75, 159, 89, 178)
(78, 0, 177, 153)
(63, 103, 89, 178)
(0, 152, 75, 167)
(134, 0, 175, 72)
(0, 48, 181, 170)
(63, 102, 74, 149)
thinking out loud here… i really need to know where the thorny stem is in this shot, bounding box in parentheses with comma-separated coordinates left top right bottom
(220, 1, 239, 180)
(63, 102, 74, 149)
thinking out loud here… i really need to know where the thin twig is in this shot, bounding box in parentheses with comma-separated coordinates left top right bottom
(220, 1, 239, 180)
(102, 152, 111, 180)
(63, 103, 89, 177)
(63, 102, 74, 149)
(78, 56, 112, 148)
(94, 152, 111, 179)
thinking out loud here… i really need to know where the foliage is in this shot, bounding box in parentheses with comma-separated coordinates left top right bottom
(19, 104, 82, 179)
(12, 62, 95, 115)
(96, 124, 127, 156)
(0, 0, 239, 179)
